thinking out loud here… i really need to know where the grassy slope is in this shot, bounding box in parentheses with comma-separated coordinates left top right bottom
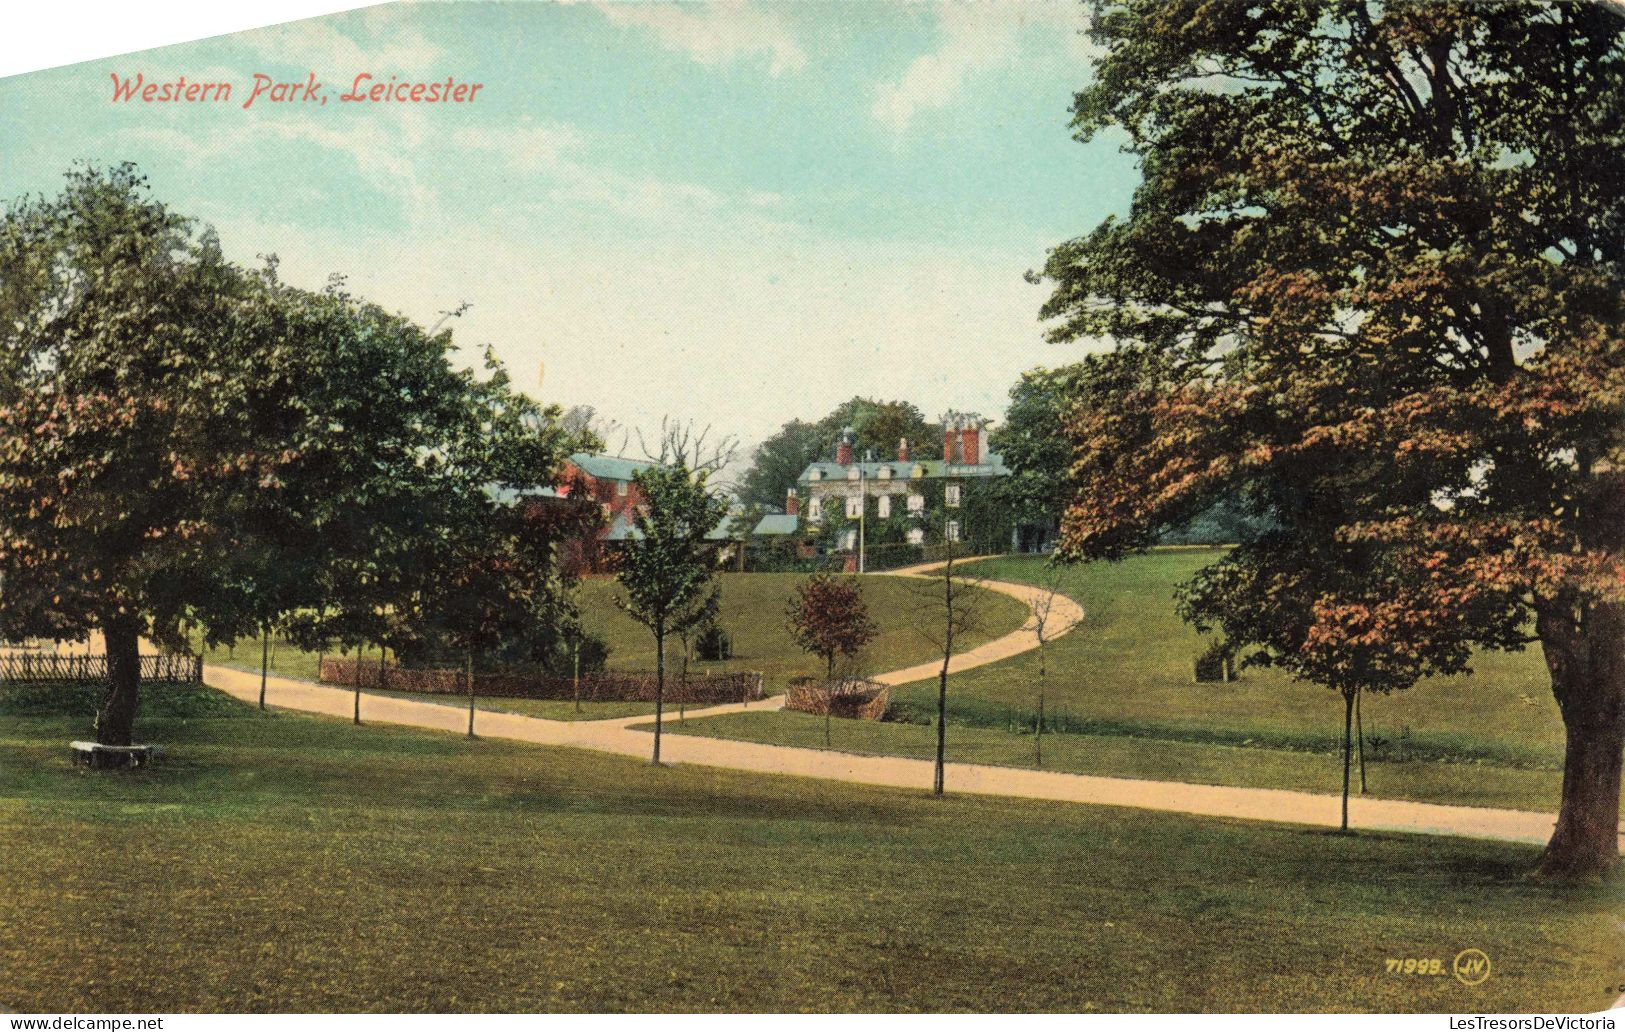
(197, 573, 1028, 722)
(929, 550, 1564, 766)
(662, 549, 1568, 811)
(573, 572, 1028, 694)
(1, 684, 1618, 1013)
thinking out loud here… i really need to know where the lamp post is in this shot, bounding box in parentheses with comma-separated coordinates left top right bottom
(858, 465, 866, 574)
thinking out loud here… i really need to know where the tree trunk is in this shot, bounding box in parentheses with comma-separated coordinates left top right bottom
(96, 616, 142, 747)
(1355, 690, 1367, 794)
(259, 625, 270, 711)
(1536, 602, 1624, 880)
(1036, 685, 1045, 767)
(572, 640, 581, 713)
(934, 653, 948, 796)
(466, 649, 476, 738)
(653, 628, 665, 764)
(1340, 688, 1355, 833)
(352, 647, 362, 725)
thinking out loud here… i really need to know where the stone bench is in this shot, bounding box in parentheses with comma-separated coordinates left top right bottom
(69, 741, 160, 770)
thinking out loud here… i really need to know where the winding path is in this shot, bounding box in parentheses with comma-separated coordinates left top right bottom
(203, 565, 1620, 853)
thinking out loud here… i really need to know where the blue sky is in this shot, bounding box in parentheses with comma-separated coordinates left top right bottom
(0, 1, 1139, 452)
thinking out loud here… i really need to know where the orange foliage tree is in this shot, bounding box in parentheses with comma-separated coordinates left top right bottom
(1037, 2, 1623, 878)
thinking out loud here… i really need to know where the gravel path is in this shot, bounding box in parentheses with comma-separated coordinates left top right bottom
(203, 565, 1617, 852)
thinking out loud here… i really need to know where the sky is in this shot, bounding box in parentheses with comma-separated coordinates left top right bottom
(0, 0, 1140, 457)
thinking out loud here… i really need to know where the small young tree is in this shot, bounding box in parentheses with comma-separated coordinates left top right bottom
(910, 534, 993, 796)
(1028, 564, 1068, 767)
(615, 462, 729, 764)
(786, 574, 879, 679)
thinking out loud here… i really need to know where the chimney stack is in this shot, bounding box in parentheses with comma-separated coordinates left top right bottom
(785, 487, 799, 517)
(961, 423, 979, 466)
(942, 418, 958, 464)
(897, 437, 910, 462)
(836, 427, 855, 466)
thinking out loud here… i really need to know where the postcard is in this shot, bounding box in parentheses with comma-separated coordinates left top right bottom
(0, 0, 1621, 1020)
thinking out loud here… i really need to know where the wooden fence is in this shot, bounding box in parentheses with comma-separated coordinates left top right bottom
(0, 653, 202, 684)
(320, 658, 764, 704)
(784, 677, 890, 720)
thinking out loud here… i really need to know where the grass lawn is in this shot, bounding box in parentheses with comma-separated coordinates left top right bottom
(0, 682, 1619, 1013)
(929, 550, 1566, 768)
(196, 572, 1030, 711)
(659, 710, 1564, 813)
(572, 571, 1028, 694)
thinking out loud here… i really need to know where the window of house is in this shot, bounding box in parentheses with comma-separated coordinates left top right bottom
(906, 527, 925, 545)
(847, 468, 860, 481)
(809, 469, 822, 481)
(839, 529, 857, 551)
(946, 484, 962, 508)
(946, 520, 961, 543)
(878, 466, 892, 480)
(877, 494, 891, 518)
(907, 493, 924, 513)
(808, 497, 823, 521)
(846, 495, 862, 518)
(616, 479, 628, 497)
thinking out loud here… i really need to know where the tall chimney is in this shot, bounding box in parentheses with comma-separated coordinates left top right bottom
(897, 437, 910, 462)
(836, 427, 855, 466)
(942, 419, 957, 464)
(961, 423, 979, 466)
(786, 487, 799, 517)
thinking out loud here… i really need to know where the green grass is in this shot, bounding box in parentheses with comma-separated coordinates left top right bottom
(359, 689, 660, 722)
(197, 572, 1030, 709)
(659, 710, 1564, 813)
(653, 549, 1571, 812)
(573, 571, 1029, 695)
(1, 683, 1619, 1013)
(930, 550, 1565, 768)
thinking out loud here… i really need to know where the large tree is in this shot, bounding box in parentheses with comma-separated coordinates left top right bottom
(1038, 1, 1624, 878)
(0, 165, 274, 744)
(0, 164, 569, 747)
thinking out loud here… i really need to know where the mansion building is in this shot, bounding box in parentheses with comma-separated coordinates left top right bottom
(787, 414, 1027, 556)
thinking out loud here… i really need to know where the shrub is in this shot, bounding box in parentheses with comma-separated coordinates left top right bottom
(695, 624, 732, 661)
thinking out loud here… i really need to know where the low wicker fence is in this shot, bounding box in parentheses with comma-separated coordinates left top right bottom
(320, 658, 764, 704)
(784, 676, 890, 720)
(0, 653, 202, 684)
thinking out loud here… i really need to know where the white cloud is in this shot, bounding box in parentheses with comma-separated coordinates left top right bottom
(235, 13, 443, 76)
(453, 122, 797, 235)
(201, 212, 1074, 455)
(873, 3, 1021, 133)
(596, 1, 806, 76)
(872, 1, 1097, 134)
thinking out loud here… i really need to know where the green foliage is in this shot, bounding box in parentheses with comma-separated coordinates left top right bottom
(738, 398, 935, 509)
(1037, 2, 1625, 871)
(992, 365, 1083, 529)
(0, 163, 580, 740)
(694, 622, 732, 661)
(615, 463, 731, 643)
